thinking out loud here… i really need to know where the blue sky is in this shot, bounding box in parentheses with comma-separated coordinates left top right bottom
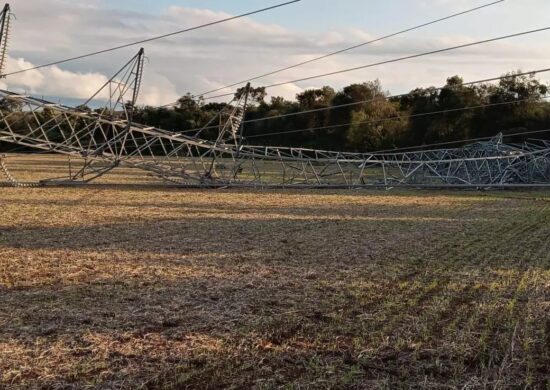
(2, 0, 550, 106)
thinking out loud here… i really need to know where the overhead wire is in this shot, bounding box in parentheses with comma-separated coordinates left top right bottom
(175, 26, 550, 103)
(1, 0, 301, 77)
(194, 0, 505, 98)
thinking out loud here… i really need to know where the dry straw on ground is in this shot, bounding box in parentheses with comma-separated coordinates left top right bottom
(0, 156, 549, 388)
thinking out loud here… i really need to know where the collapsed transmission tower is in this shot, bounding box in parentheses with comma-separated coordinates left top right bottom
(1, 71, 549, 188)
(0, 3, 549, 189)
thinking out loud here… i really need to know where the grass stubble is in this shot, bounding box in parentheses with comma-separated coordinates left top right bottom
(0, 156, 549, 389)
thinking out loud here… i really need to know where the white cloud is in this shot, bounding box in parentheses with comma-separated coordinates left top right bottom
(0, 55, 180, 107)
(139, 72, 180, 106)
(1, 56, 108, 99)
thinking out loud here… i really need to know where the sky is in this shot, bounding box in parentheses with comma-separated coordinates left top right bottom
(2, 0, 550, 107)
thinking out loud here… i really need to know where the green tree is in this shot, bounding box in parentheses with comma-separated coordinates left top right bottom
(346, 99, 407, 151)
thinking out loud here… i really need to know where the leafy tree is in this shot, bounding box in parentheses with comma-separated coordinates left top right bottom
(235, 86, 267, 104)
(346, 99, 407, 151)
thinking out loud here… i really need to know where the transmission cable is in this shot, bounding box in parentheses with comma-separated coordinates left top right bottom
(195, 0, 505, 98)
(1, 0, 301, 77)
(177, 26, 550, 103)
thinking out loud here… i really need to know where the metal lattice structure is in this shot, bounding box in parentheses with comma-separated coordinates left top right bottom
(0, 15, 549, 189)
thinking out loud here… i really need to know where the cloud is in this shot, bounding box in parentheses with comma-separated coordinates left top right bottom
(2, 0, 549, 107)
(0, 55, 180, 107)
(1, 56, 108, 99)
(139, 72, 180, 106)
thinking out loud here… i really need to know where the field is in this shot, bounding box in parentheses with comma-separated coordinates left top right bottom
(0, 156, 549, 389)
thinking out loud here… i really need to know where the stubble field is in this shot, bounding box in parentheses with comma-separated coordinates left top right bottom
(0, 157, 549, 389)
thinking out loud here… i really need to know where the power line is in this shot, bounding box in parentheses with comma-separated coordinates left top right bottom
(1, 0, 301, 78)
(173, 67, 550, 135)
(186, 25, 550, 102)
(245, 95, 550, 139)
(195, 0, 505, 98)
(260, 26, 550, 89)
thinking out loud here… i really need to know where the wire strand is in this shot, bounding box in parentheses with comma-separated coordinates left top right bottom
(195, 0, 505, 98)
(1, 0, 301, 77)
(178, 26, 550, 103)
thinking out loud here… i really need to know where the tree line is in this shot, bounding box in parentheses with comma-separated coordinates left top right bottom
(1, 71, 549, 153)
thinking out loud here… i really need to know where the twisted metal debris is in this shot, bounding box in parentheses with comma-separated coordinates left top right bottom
(1, 82, 549, 188)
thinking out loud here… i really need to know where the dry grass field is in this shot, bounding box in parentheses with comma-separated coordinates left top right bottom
(0, 156, 549, 389)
